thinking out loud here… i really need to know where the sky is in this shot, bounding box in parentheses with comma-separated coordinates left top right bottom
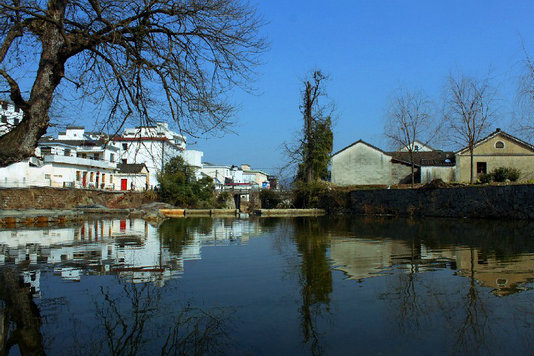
(6, 1, 534, 177)
(186, 0, 534, 175)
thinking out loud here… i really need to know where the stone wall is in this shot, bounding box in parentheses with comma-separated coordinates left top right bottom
(350, 184, 534, 219)
(0, 187, 156, 210)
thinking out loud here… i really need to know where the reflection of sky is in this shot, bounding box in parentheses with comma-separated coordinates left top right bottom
(330, 237, 534, 296)
(0, 218, 263, 289)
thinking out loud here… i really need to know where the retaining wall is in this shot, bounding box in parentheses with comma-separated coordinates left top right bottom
(350, 184, 534, 220)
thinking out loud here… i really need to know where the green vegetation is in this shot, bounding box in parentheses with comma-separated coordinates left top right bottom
(157, 156, 222, 208)
(478, 167, 521, 184)
(259, 189, 283, 209)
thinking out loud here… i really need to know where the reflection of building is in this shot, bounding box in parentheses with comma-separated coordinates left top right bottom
(0, 218, 264, 291)
(330, 238, 413, 280)
(330, 237, 534, 296)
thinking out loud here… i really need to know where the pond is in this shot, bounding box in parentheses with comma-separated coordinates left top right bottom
(1, 216, 534, 355)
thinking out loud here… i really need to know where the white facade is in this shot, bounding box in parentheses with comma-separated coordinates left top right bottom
(112, 122, 203, 188)
(0, 100, 23, 136)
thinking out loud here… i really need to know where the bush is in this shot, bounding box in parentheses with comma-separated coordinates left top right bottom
(478, 167, 521, 183)
(478, 173, 493, 184)
(492, 167, 508, 182)
(507, 168, 521, 182)
(259, 189, 282, 209)
(157, 156, 215, 208)
(293, 180, 329, 208)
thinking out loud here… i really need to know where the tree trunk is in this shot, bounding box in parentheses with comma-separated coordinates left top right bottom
(304, 81, 314, 184)
(469, 146, 474, 184)
(0, 0, 67, 167)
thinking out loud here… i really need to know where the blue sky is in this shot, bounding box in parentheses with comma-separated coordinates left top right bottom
(187, 0, 534, 175)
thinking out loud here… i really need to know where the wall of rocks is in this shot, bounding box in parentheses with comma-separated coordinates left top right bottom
(350, 184, 534, 220)
(0, 187, 156, 210)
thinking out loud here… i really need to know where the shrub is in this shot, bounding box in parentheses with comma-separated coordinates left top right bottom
(507, 168, 521, 182)
(478, 173, 493, 184)
(480, 167, 522, 183)
(491, 167, 521, 183)
(492, 167, 509, 182)
(259, 189, 282, 209)
(157, 156, 215, 208)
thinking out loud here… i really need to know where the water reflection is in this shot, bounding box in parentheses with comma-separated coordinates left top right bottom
(0, 216, 533, 354)
(0, 218, 265, 290)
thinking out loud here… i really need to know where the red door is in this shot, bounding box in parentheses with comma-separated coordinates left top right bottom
(82, 172, 87, 187)
(121, 179, 128, 191)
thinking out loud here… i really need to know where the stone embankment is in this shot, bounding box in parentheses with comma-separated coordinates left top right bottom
(350, 184, 534, 220)
(0, 187, 156, 210)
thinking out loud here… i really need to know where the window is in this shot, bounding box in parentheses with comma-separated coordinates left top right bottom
(414, 145, 420, 151)
(495, 141, 505, 149)
(40, 147, 52, 156)
(110, 153, 115, 162)
(476, 162, 487, 175)
(76, 171, 81, 181)
(0, 115, 6, 123)
(90, 172, 94, 182)
(64, 149, 71, 156)
(1, 103, 7, 110)
(122, 143, 128, 150)
(13, 118, 19, 125)
(110, 175, 113, 184)
(44, 174, 51, 179)
(122, 159, 127, 164)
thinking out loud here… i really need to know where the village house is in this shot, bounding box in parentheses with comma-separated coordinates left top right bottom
(331, 129, 534, 186)
(110, 122, 204, 187)
(331, 140, 455, 186)
(455, 129, 534, 182)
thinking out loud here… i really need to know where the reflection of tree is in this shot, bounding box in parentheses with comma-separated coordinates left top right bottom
(88, 282, 231, 355)
(454, 248, 489, 354)
(158, 218, 214, 255)
(0, 268, 45, 355)
(293, 218, 333, 355)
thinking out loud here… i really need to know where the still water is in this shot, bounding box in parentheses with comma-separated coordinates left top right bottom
(1, 216, 533, 355)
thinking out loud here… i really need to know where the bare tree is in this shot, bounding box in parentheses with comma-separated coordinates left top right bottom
(0, 0, 266, 167)
(384, 89, 435, 186)
(518, 50, 534, 138)
(284, 70, 334, 184)
(443, 74, 498, 184)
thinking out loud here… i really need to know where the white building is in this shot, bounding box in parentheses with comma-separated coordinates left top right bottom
(111, 122, 204, 187)
(0, 100, 23, 136)
(0, 117, 200, 190)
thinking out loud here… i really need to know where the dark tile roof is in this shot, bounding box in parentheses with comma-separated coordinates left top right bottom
(117, 163, 148, 174)
(388, 151, 456, 167)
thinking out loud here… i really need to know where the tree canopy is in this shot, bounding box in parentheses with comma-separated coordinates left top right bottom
(0, 0, 266, 166)
(157, 155, 214, 207)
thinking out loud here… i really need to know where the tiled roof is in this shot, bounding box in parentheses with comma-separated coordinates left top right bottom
(117, 163, 148, 174)
(388, 151, 456, 167)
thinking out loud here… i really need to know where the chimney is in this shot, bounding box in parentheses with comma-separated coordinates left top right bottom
(496, 128, 501, 132)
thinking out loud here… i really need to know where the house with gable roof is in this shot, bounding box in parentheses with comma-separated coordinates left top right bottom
(330, 139, 455, 186)
(455, 128, 534, 182)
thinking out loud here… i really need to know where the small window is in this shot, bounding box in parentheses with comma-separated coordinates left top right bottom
(44, 174, 51, 179)
(414, 145, 420, 151)
(0, 116, 6, 123)
(477, 162, 487, 175)
(122, 159, 127, 164)
(76, 171, 81, 181)
(122, 143, 128, 150)
(1, 103, 7, 110)
(495, 141, 504, 149)
(64, 149, 71, 156)
(110, 153, 115, 162)
(90, 172, 94, 182)
(13, 118, 19, 125)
